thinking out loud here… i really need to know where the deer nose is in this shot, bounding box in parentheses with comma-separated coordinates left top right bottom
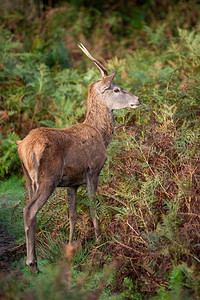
(138, 97, 142, 104)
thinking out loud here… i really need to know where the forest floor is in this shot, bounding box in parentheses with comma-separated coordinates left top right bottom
(0, 176, 26, 274)
(0, 224, 25, 273)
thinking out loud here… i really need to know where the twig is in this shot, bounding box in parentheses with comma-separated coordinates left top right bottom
(178, 212, 200, 219)
(113, 237, 142, 255)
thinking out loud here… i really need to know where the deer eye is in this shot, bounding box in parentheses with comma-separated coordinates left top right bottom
(114, 88, 120, 93)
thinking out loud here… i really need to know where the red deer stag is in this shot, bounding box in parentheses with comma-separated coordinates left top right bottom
(17, 44, 141, 273)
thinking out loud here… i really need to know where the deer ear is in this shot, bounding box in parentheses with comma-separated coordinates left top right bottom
(100, 71, 117, 93)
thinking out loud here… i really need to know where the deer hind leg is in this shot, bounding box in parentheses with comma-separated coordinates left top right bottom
(86, 173, 100, 240)
(23, 180, 58, 273)
(67, 186, 78, 243)
(22, 163, 34, 199)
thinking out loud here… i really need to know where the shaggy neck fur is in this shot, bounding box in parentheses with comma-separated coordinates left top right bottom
(84, 86, 115, 148)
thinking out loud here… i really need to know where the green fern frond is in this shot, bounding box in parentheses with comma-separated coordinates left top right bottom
(178, 27, 200, 64)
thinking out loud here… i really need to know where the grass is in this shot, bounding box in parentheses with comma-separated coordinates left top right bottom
(0, 175, 25, 240)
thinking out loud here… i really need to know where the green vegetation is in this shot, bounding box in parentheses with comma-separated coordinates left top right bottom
(0, 1, 200, 299)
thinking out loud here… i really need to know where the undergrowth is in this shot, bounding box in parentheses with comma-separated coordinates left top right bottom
(0, 1, 200, 299)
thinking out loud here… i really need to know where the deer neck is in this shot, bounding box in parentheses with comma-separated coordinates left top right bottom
(84, 94, 115, 148)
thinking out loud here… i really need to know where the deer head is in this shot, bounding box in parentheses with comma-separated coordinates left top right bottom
(78, 43, 141, 111)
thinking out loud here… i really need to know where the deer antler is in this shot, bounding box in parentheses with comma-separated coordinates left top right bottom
(78, 43, 108, 77)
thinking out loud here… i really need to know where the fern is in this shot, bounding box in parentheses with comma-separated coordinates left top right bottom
(155, 264, 199, 299)
(178, 27, 200, 64)
(0, 132, 21, 178)
(145, 24, 166, 47)
(51, 69, 85, 127)
(0, 28, 22, 62)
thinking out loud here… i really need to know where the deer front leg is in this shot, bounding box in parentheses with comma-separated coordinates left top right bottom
(86, 174, 100, 240)
(90, 206, 100, 241)
(67, 186, 78, 243)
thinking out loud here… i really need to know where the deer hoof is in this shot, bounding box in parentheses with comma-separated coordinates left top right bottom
(27, 261, 40, 274)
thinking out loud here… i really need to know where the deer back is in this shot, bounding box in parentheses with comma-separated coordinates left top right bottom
(17, 124, 107, 188)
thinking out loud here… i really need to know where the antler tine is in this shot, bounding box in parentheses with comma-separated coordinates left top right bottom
(78, 43, 108, 77)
